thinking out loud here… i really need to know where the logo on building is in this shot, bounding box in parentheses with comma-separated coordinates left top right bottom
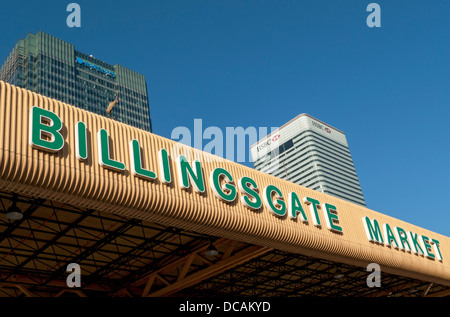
(312, 120, 332, 134)
(256, 134, 281, 153)
(76, 57, 116, 78)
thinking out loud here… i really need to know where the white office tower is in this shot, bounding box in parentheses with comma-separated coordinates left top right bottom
(250, 114, 366, 206)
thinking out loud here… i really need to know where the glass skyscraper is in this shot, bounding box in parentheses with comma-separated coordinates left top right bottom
(250, 113, 366, 207)
(0, 31, 152, 132)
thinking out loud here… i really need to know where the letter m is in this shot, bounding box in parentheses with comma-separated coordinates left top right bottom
(363, 217, 384, 244)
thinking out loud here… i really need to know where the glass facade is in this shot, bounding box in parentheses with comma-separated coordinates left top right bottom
(0, 31, 152, 132)
(251, 114, 366, 207)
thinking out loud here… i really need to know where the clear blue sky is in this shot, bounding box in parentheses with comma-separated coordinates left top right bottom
(1, 1, 449, 236)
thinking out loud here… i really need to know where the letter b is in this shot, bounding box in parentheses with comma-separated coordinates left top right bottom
(29, 107, 64, 153)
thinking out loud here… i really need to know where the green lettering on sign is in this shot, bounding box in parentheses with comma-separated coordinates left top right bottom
(158, 149, 172, 184)
(408, 231, 424, 256)
(394, 227, 411, 252)
(288, 192, 307, 222)
(432, 239, 443, 262)
(238, 177, 262, 210)
(97, 129, 125, 171)
(362, 217, 384, 244)
(384, 223, 399, 248)
(421, 235, 435, 259)
(304, 197, 321, 227)
(75, 121, 87, 160)
(176, 155, 205, 193)
(322, 203, 342, 233)
(210, 167, 236, 202)
(263, 185, 286, 217)
(129, 139, 156, 180)
(29, 106, 64, 153)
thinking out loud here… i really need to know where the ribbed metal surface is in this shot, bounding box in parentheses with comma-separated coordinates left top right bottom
(1, 81, 449, 286)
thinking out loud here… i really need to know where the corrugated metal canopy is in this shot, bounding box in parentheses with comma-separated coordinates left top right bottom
(0, 191, 448, 298)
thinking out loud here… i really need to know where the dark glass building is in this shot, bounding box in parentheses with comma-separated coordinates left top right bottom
(0, 31, 152, 132)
